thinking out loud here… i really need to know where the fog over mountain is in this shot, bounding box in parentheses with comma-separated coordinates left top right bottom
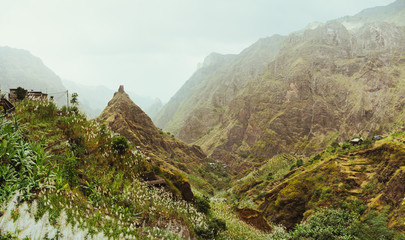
(0, 0, 395, 102)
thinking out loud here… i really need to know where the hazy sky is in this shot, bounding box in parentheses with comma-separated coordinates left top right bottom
(0, 0, 395, 102)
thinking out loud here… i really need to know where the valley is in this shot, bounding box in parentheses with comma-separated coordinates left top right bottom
(0, 0, 405, 239)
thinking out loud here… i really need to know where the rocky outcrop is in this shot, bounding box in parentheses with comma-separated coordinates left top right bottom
(98, 85, 207, 163)
(236, 208, 272, 232)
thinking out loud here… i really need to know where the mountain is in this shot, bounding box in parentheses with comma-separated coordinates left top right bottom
(0, 46, 66, 104)
(146, 98, 164, 119)
(97, 85, 224, 192)
(337, 0, 405, 30)
(155, 2, 405, 176)
(62, 79, 162, 119)
(154, 34, 286, 135)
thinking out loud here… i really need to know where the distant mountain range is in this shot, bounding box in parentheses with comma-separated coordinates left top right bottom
(0, 46, 162, 118)
(155, 0, 405, 176)
(0, 46, 66, 105)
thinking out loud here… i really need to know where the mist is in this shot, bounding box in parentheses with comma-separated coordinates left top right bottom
(0, 0, 395, 102)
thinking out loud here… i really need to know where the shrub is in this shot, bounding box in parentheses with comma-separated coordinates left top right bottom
(354, 210, 395, 240)
(111, 136, 129, 155)
(342, 142, 351, 150)
(63, 155, 79, 186)
(194, 217, 227, 239)
(289, 164, 296, 171)
(291, 208, 359, 239)
(69, 106, 79, 115)
(291, 208, 399, 240)
(195, 195, 211, 214)
(296, 159, 303, 167)
(362, 138, 373, 148)
(240, 153, 249, 158)
(331, 141, 340, 149)
(15, 87, 27, 100)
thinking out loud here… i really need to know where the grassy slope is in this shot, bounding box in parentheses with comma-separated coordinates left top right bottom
(0, 100, 210, 239)
(0, 100, 279, 240)
(233, 130, 405, 234)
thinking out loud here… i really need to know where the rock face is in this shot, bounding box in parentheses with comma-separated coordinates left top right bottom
(155, 1, 405, 175)
(97, 86, 210, 200)
(236, 208, 272, 232)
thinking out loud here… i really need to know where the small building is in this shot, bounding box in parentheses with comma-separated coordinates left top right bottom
(350, 137, 363, 146)
(9, 87, 48, 103)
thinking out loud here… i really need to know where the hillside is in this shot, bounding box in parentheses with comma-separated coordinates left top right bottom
(155, 1, 405, 177)
(224, 130, 405, 237)
(1, 99, 403, 239)
(0, 100, 242, 239)
(0, 46, 66, 104)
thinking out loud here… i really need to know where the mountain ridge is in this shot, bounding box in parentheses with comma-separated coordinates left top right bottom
(155, 1, 405, 177)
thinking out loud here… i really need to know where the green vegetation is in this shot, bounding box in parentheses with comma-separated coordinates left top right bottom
(15, 87, 27, 101)
(70, 92, 79, 106)
(1, 98, 404, 239)
(230, 153, 296, 206)
(111, 136, 130, 155)
(195, 195, 211, 214)
(0, 100, 228, 239)
(0, 114, 54, 203)
(289, 208, 404, 240)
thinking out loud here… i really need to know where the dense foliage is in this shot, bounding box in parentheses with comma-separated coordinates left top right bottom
(290, 208, 400, 240)
(0, 115, 54, 203)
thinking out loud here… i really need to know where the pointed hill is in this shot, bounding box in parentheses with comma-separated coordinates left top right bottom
(97, 85, 223, 193)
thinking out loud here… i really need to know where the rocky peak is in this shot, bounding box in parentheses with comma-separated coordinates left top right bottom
(118, 85, 125, 93)
(100, 86, 162, 149)
(98, 85, 212, 201)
